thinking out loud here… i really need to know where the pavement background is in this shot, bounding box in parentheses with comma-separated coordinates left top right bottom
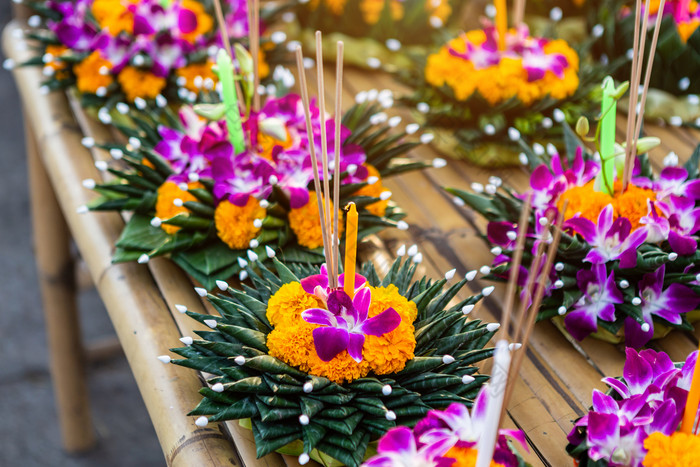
(0, 5, 165, 466)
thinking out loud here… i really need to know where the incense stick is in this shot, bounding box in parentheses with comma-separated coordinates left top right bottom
(212, 0, 232, 60)
(499, 205, 565, 425)
(295, 46, 331, 266)
(626, 0, 651, 189)
(316, 31, 335, 288)
(622, 0, 643, 191)
(332, 41, 344, 280)
(248, 0, 260, 112)
(511, 224, 548, 346)
(514, 0, 526, 28)
(500, 193, 533, 342)
(632, 0, 666, 159)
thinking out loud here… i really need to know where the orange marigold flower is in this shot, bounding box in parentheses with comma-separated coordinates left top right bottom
(305, 347, 371, 383)
(353, 164, 389, 217)
(74, 51, 114, 94)
(426, 0, 451, 22)
(214, 196, 265, 250)
(256, 128, 293, 161)
(360, 0, 404, 24)
(155, 181, 203, 235)
(266, 282, 323, 328)
(264, 282, 416, 383)
(92, 0, 136, 35)
(559, 180, 656, 231)
(267, 322, 317, 372)
(175, 61, 218, 93)
(310, 0, 347, 15)
(258, 49, 270, 80)
(559, 180, 616, 225)
(43, 44, 70, 80)
(180, 0, 214, 43)
(643, 432, 700, 467)
(613, 183, 656, 231)
(363, 285, 416, 374)
(444, 446, 501, 467)
(117, 66, 167, 102)
(678, 20, 700, 43)
(288, 191, 343, 249)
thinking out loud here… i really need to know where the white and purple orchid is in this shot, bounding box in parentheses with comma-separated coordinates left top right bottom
(363, 386, 528, 467)
(568, 348, 697, 467)
(448, 24, 569, 83)
(623, 265, 700, 348)
(301, 288, 401, 363)
(565, 264, 623, 341)
(300, 264, 367, 304)
(46, 0, 97, 51)
(565, 204, 647, 268)
(150, 95, 370, 207)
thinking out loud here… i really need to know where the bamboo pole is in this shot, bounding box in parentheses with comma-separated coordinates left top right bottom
(26, 115, 96, 452)
(4, 22, 241, 466)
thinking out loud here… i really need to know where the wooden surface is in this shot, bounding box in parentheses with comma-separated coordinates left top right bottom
(6, 16, 700, 467)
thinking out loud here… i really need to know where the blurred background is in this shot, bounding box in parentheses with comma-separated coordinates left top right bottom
(0, 5, 164, 466)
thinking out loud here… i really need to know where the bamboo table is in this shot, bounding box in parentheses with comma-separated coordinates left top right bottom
(6, 16, 700, 467)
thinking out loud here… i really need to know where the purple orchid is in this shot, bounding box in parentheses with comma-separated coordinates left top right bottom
(362, 427, 442, 467)
(301, 288, 401, 363)
(154, 109, 229, 183)
(416, 389, 528, 467)
(224, 0, 254, 39)
(570, 348, 696, 467)
(46, 0, 97, 51)
(635, 166, 700, 200)
(300, 263, 367, 304)
(623, 265, 700, 348)
(658, 195, 700, 255)
(564, 264, 623, 341)
(211, 152, 276, 205)
(363, 385, 528, 467)
(565, 204, 647, 268)
(522, 146, 598, 211)
(486, 221, 518, 250)
(639, 201, 670, 244)
(586, 414, 647, 467)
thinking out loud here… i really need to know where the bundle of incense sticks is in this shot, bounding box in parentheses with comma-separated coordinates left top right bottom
(622, 0, 667, 190)
(295, 32, 348, 288)
(474, 195, 567, 466)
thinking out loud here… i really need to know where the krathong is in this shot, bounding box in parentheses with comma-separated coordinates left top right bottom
(82, 90, 433, 289)
(362, 385, 530, 467)
(12, 0, 288, 116)
(81, 33, 437, 290)
(403, 10, 609, 167)
(287, 0, 467, 71)
(593, 0, 700, 124)
(566, 347, 700, 467)
(162, 255, 499, 466)
(448, 67, 700, 346)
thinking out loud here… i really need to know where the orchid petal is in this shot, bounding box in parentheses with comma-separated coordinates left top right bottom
(361, 307, 401, 337)
(311, 327, 349, 362)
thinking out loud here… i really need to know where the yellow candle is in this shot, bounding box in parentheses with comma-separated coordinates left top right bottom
(681, 347, 700, 433)
(495, 0, 507, 51)
(343, 203, 358, 297)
